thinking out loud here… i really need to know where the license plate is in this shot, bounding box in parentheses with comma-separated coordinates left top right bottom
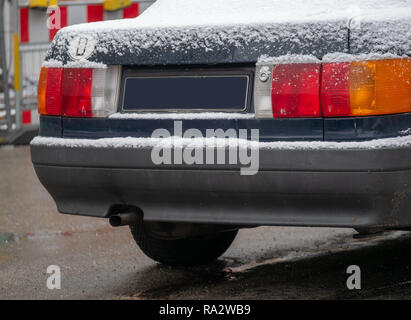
(121, 75, 250, 112)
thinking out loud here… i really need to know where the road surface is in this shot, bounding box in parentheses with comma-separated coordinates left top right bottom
(1, 145, 411, 299)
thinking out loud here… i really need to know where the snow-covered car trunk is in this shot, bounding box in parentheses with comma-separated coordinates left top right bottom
(48, 21, 348, 66)
(46, 0, 410, 66)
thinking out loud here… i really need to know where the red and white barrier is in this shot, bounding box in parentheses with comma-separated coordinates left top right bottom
(19, 1, 153, 44)
(22, 109, 39, 125)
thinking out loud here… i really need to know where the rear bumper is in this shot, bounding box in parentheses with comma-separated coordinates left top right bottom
(31, 136, 411, 228)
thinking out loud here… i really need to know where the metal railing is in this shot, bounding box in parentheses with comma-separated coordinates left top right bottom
(0, 0, 12, 131)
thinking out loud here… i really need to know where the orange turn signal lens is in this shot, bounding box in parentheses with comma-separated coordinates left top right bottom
(37, 67, 63, 116)
(37, 67, 48, 115)
(350, 58, 411, 116)
(322, 58, 411, 117)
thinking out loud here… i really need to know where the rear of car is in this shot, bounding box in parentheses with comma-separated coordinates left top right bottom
(30, 0, 411, 266)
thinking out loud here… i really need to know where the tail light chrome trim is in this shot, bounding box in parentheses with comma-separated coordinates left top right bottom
(254, 65, 274, 119)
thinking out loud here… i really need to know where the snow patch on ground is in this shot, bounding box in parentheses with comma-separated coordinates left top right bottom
(31, 134, 411, 151)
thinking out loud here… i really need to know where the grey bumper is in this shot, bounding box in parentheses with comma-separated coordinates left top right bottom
(31, 140, 411, 228)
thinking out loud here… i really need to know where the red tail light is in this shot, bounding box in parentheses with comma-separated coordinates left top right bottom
(62, 68, 93, 117)
(38, 66, 120, 117)
(271, 64, 321, 118)
(320, 63, 351, 116)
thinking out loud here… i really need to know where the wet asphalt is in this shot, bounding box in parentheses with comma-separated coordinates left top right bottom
(1, 145, 411, 300)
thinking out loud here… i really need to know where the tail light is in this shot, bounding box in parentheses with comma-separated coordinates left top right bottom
(320, 63, 350, 116)
(38, 67, 63, 116)
(321, 58, 411, 117)
(255, 57, 411, 118)
(38, 65, 121, 117)
(272, 64, 321, 117)
(255, 62, 321, 118)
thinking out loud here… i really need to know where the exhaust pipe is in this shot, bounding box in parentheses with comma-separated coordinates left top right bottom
(109, 212, 139, 227)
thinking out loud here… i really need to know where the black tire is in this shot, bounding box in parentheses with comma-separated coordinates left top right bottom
(130, 223, 238, 266)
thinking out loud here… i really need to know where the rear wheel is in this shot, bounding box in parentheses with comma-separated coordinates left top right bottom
(130, 222, 238, 266)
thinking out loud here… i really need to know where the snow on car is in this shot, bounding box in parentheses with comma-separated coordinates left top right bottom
(30, 0, 411, 266)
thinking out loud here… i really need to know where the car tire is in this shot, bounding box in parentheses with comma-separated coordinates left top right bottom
(130, 223, 238, 266)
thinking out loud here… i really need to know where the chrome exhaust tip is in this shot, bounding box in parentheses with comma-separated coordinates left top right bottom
(109, 212, 139, 227)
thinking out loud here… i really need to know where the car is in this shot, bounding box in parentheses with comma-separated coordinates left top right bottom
(31, 0, 411, 266)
